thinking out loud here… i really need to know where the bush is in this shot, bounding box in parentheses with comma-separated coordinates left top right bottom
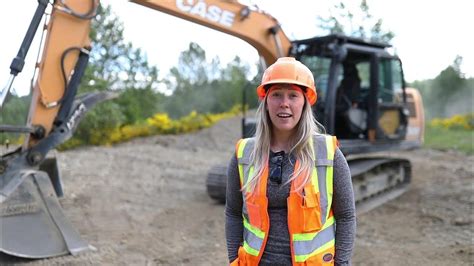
(430, 113, 474, 131)
(59, 104, 243, 150)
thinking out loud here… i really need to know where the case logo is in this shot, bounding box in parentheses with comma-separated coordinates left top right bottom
(176, 0, 236, 27)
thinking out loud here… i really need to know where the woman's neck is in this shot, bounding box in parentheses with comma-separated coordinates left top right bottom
(271, 129, 294, 153)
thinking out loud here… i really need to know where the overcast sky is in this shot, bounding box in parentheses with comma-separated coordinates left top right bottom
(1, 0, 472, 96)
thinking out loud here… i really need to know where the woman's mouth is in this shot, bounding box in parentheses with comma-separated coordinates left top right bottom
(277, 113, 292, 118)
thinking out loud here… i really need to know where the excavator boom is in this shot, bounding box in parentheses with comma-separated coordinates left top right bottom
(131, 0, 291, 66)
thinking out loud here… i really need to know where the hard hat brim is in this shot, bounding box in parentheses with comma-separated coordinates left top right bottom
(256, 80, 317, 105)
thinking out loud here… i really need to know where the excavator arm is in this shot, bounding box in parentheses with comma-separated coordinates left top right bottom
(131, 0, 292, 66)
(25, 0, 95, 145)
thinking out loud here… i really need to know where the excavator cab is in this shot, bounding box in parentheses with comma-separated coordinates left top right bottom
(293, 34, 414, 154)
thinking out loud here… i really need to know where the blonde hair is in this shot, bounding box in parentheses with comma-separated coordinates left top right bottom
(242, 94, 325, 193)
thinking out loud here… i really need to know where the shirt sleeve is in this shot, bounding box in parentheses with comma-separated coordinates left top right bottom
(332, 148, 356, 266)
(225, 154, 244, 262)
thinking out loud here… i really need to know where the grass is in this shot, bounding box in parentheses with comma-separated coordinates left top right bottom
(423, 125, 474, 155)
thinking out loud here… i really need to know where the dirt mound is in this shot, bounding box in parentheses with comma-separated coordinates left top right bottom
(1, 115, 472, 265)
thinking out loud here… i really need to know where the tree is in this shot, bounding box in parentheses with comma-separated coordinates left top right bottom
(413, 56, 473, 119)
(84, 5, 159, 91)
(317, 0, 394, 43)
(162, 43, 258, 118)
(0, 93, 31, 143)
(73, 4, 164, 144)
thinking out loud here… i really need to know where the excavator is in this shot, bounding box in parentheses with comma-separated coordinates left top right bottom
(0, 0, 424, 260)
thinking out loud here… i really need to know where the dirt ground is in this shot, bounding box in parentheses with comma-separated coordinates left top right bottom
(1, 115, 473, 265)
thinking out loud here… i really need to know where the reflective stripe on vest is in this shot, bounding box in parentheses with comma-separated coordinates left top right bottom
(236, 135, 337, 264)
(236, 138, 266, 257)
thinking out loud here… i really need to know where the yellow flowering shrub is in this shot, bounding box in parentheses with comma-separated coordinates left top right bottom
(430, 113, 474, 131)
(146, 113, 175, 133)
(59, 104, 244, 150)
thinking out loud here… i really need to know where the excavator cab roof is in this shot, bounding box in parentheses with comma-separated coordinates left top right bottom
(291, 34, 395, 60)
(296, 34, 391, 48)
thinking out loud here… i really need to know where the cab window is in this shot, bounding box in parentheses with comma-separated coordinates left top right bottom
(379, 58, 403, 103)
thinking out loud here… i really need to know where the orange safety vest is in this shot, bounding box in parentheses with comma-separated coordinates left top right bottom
(231, 134, 338, 266)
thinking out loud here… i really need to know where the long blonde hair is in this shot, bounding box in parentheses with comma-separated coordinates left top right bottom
(242, 94, 325, 193)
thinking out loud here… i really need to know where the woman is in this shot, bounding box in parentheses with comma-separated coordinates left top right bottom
(225, 57, 356, 265)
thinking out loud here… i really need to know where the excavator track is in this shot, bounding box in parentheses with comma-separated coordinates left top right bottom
(206, 165, 228, 204)
(348, 157, 411, 214)
(206, 157, 411, 214)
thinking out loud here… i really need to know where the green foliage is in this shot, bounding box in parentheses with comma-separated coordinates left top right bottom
(74, 4, 164, 142)
(73, 101, 125, 144)
(0, 94, 30, 125)
(60, 105, 242, 149)
(115, 87, 164, 124)
(0, 94, 30, 143)
(412, 56, 473, 120)
(86, 5, 159, 90)
(424, 125, 474, 155)
(317, 0, 394, 43)
(163, 43, 259, 118)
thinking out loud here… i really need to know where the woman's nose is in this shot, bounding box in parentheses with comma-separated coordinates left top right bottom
(279, 95, 290, 107)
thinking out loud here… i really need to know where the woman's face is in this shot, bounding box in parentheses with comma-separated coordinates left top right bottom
(266, 84, 306, 135)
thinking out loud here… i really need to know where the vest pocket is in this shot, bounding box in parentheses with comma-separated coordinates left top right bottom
(303, 188, 320, 208)
(302, 189, 322, 232)
(302, 205, 322, 232)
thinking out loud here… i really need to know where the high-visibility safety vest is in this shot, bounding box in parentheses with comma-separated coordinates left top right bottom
(230, 134, 338, 266)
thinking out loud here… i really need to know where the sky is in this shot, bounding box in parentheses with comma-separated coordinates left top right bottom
(1, 0, 472, 97)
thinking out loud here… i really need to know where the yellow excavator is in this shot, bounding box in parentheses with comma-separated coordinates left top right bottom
(0, 0, 424, 259)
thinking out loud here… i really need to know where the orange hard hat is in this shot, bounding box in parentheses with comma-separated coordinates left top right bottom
(256, 57, 317, 105)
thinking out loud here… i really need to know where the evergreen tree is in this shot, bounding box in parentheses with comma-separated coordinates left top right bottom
(317, 0, 394, 43)
(413, 56, 473, 119)
(75, 4, 163, 142)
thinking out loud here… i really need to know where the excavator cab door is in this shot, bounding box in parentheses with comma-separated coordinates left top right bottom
(372, 57, 408, 140)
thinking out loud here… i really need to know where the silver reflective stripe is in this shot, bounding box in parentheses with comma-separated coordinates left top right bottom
(314, 135, 329, 225)
(238, 138, 255, 225)
(315, 158, 333, 166)
(293, 223, 335, 256)
(238, 138, 266, 255)
(239, 138, 255, 187)
(243, 225, 264, 251)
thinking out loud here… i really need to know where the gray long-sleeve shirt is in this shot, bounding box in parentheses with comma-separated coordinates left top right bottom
(225, 148, 356, 265)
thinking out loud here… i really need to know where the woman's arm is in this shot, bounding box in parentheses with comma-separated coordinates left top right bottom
(332, 148, 356, 265)
(225, 154, 244, 262)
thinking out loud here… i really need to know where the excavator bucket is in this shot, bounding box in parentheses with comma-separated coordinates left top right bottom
(0, 168, 93, 258)
(0, 91, 116, 258)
